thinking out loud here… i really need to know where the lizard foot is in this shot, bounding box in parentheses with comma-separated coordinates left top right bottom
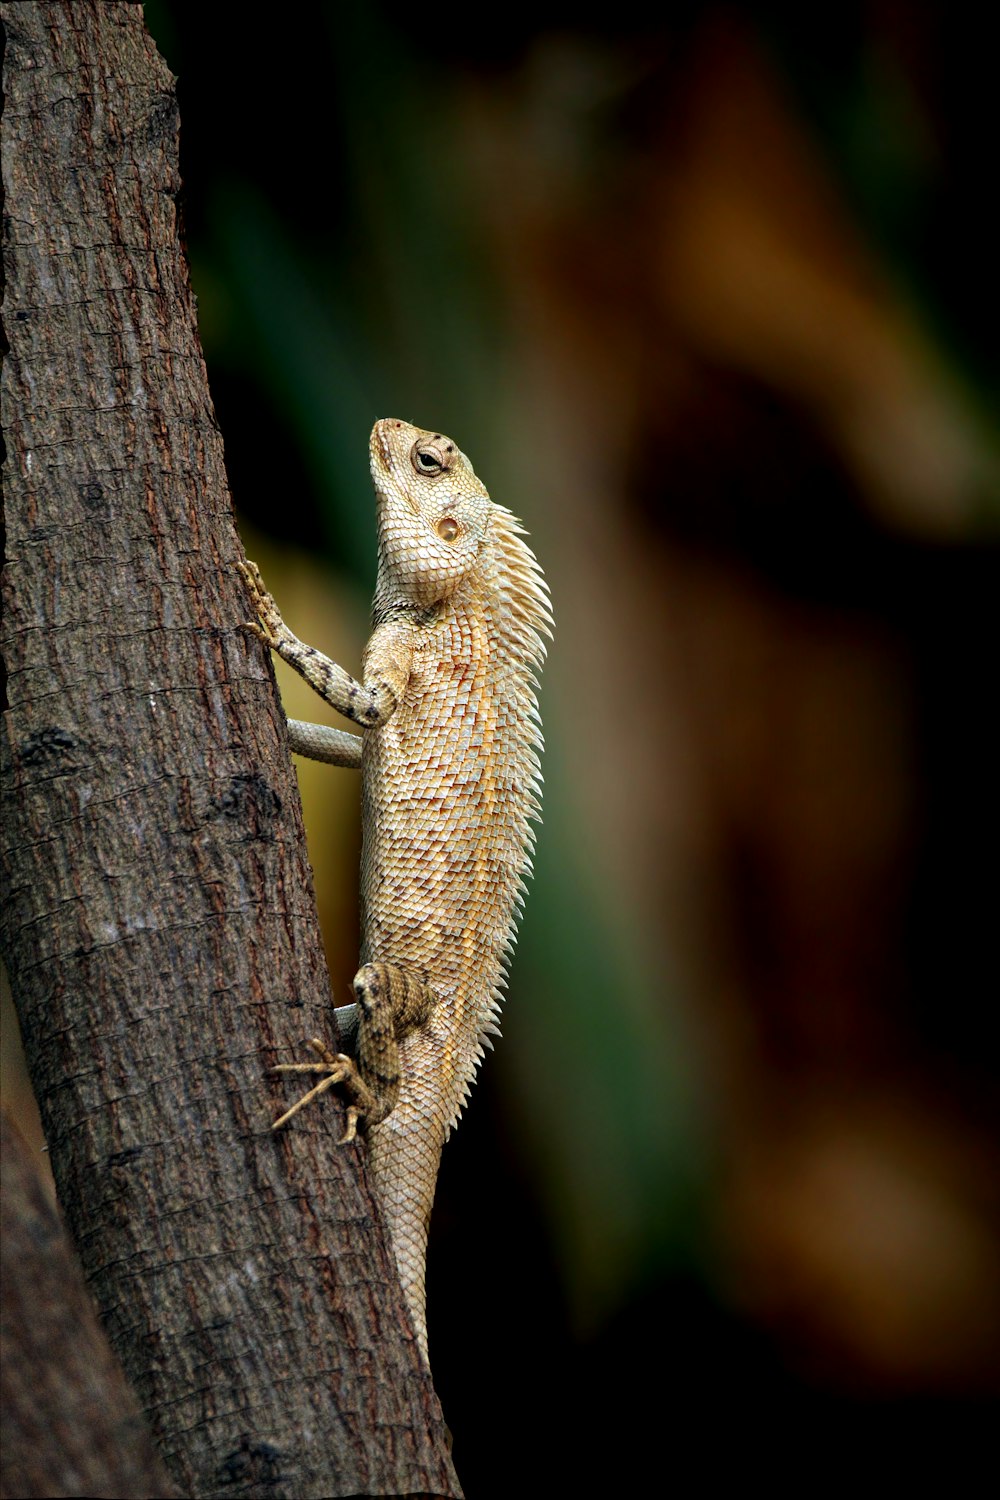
(269, 1037, 369, 1142)
(237, 559, 294, 653)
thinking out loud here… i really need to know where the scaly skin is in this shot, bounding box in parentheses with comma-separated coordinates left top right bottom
(239, 419, 551, 1365)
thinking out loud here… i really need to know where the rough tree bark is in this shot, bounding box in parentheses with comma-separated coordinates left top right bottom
(1, 1110, 180, 1498)
(0, 4, 460, 1496)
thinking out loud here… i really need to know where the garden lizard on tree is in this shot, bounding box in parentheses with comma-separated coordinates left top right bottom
(238, 418, 551, 1366)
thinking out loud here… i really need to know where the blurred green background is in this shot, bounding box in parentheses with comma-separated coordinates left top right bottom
(138, 0, 998, 1484)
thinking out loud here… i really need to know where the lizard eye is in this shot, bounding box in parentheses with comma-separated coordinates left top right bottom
(412, 443, 444, 475)
(436, 516, 460, 542)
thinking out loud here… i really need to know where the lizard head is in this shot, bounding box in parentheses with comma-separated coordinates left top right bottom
(370, 419, 491, 608)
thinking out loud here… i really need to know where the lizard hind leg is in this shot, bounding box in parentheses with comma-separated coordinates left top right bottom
(268, 964, 434, 1139)
(351, 961, 435, 1129)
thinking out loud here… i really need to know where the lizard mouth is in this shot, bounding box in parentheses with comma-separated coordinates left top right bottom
(370, 419, 421, 515)
(369, 419, 394, 481)
(370, 418, 392, 464)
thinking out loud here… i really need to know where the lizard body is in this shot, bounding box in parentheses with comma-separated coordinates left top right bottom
(239, 419, 551, 1364)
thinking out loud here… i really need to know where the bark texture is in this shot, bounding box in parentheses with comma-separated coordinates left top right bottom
(0, 5, 460, 1496)
(0, 1110, 179, 1499)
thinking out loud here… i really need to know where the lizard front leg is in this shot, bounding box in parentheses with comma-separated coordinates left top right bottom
(238, 559, 413, 728)
(270, 963, 435, 1137)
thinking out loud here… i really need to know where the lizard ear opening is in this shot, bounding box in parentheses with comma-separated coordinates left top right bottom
(436, 517, 460, 542)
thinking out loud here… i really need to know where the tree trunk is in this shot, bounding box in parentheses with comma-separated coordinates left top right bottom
(0, 4, 460, 1495)
(1, 1110, 180, 1498)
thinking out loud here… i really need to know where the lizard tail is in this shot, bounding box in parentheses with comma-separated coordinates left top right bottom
(366, 1100, 444, 1365)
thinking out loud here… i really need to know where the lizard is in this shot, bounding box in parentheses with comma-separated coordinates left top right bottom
(238, 418, 551, 1366)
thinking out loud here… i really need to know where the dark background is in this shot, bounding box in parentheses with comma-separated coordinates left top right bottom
(10, 2, 999, 1488)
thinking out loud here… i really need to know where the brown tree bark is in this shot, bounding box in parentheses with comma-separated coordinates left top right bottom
(1, 1110, 179, 1498)
(0, 4, 459, 1496)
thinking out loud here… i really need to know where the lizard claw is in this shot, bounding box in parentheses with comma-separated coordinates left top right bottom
(238, 559, 288, 651)
(269, 1039, 366, 1135)
(340, 1106, 362, 1144)
(243, 618, 281, 649)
